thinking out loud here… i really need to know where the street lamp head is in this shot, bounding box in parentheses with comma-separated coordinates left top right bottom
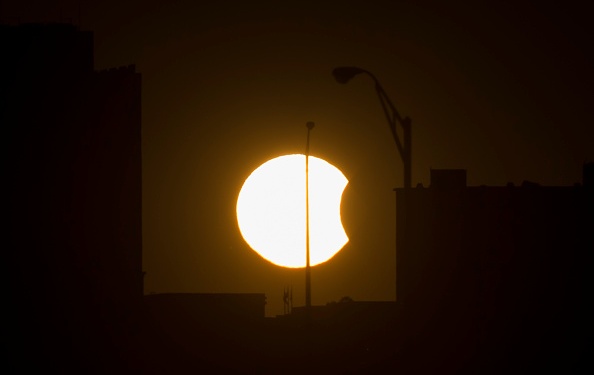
(332, 66, 366, 84)
(306, 121, 315, 130)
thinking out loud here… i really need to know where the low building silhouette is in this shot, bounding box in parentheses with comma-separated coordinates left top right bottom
(289, 300, 397, 322)
(145, 292, 267, 322)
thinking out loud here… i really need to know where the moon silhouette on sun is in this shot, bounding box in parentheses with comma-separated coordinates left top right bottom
(236, 154, 349, 268)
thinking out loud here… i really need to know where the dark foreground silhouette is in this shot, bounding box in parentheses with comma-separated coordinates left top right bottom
(4, 23, 590, 374)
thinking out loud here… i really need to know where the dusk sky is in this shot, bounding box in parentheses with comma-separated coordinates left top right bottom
(4, 0, 592, 316)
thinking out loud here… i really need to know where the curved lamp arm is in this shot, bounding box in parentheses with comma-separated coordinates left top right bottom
(332, 67, 411, 189)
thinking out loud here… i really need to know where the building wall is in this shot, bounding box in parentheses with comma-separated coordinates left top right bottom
(395, 172, 591, 369)
(3, 23, 142, 371)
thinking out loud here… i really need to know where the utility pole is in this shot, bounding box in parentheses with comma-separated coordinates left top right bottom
(305, 121, 315, 316)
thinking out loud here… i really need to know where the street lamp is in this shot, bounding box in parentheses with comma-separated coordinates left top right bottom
(333, 67, 412, 304)
(332, 67, 411, 189)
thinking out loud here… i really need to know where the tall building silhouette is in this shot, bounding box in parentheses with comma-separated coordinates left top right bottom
(2, 23, 142, 372)
(395, 168, 591, 372)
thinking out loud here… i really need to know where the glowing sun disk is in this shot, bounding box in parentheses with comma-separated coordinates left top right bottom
(236, 154, 349, 268)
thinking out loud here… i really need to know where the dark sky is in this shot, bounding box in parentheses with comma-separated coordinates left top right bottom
(4, 0, 593, 316)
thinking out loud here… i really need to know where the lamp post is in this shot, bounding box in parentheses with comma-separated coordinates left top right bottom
(332, 67, 411, 189)
(305, 121, 315, 314)
(332, 67, 411, 304)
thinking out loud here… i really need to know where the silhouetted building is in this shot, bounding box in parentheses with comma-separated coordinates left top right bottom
(3, 23, 142, 372)
(395, 168, 591, 372)
(142, 293, 268, 372)
(289, 300, 397, 322)
(144, 293, 267, 322)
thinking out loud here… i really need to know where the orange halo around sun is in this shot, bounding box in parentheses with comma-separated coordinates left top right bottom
(236, 154, 349, 268)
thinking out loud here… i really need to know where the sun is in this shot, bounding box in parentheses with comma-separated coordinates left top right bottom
(236, 154, 349, 268)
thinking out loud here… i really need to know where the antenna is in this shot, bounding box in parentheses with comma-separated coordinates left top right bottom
(283, 285, 294, 315)
(283, 286, 288, 315)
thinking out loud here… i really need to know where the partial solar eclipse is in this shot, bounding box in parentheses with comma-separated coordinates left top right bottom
(237, 154, 349, 268)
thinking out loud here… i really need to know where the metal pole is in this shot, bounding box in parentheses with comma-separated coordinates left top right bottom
(305, 121, 315, 314)
(403, 117, 412, 190)
(401, 117, 411, 303)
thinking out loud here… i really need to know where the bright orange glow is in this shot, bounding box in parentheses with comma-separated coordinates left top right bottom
(236, 154, 349, 268)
